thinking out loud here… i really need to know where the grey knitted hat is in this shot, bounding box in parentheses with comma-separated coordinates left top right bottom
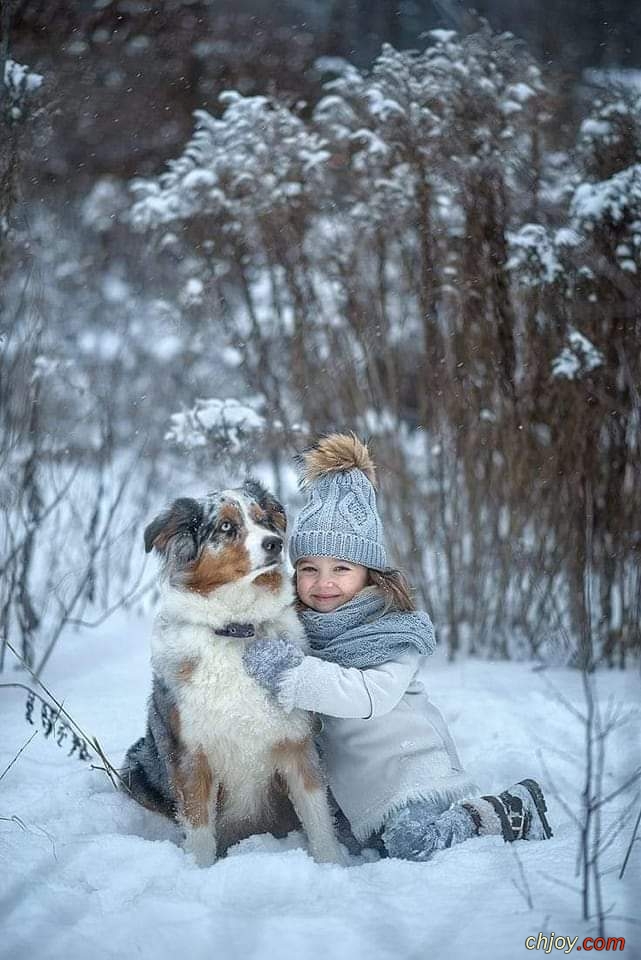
(288, 433, 387, 571)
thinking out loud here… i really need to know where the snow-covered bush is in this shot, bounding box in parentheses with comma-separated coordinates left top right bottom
(130, 94, 329, 249)
(505, 75, 641, 666)
(120, 25, 641, 664)
(167, 397, 266, 470)
(6, 21, 639, 669)
(576, 90, 641, 181)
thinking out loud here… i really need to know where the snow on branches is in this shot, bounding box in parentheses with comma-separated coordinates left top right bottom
(2, 59, 43, 123)
(507, 224, 579, 287)
(129, 94, 329, 237)
(507, 83, 641, 295)
(551, 328, 605, 380)
(571, 164, 641, 231)
(166, 397, 266, 465)
(576, 89, 641, 181)
(570, 164, 641, 274)
(312, 29, 546, 233)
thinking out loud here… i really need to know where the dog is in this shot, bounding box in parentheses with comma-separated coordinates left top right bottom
(121, 479, 344, 866)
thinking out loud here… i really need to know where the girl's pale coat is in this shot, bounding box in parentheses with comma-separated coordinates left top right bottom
(277, 651, 479, 841)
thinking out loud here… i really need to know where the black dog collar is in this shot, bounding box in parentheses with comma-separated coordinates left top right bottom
(214, 622, 255, 638)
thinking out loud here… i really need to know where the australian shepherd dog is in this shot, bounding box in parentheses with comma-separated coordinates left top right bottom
(121, 479, 343, 866)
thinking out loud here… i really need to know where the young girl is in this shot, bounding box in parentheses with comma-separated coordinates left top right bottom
(242, 434, 552, 861)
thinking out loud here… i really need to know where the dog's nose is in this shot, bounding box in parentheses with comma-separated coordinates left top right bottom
(262, 536, 283, 556)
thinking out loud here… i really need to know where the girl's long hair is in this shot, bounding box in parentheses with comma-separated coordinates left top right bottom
(367, 568, 416, 612)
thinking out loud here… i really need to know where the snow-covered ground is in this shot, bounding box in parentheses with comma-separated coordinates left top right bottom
(1, 613, 639, 960)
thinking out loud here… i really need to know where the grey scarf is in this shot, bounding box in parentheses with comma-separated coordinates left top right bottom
(300, 588, 436, 669)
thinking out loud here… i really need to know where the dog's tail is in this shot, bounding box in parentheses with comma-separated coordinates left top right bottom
(121, 737, 175, 820)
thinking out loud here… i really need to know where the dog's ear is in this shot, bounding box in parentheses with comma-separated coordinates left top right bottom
(242, 478, 287, 532)
(144, 498, 204, 565)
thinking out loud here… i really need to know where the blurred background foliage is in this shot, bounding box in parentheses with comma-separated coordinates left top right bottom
(1, 0, 640, 671)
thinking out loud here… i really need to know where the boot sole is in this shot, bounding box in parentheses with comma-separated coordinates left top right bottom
(518, 778, 553, 839)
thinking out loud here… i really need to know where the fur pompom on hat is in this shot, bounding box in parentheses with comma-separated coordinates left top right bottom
(289, 433, 387, 571)
(298, 433, 377, 489)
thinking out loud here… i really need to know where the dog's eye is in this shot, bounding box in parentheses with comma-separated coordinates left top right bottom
(220, 521, 234, 534)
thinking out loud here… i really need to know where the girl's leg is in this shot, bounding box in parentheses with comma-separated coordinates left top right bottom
(382, 799, 479, 861)
(382, 780, 552, 862)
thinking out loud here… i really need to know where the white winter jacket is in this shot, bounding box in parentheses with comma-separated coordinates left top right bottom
(277, 651, 479, 841)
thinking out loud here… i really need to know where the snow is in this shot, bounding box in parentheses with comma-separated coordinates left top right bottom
(427, 30, 458, 45)
(500, 99, 523, 116)
(166, 397, 266, 452)
(552, 328, 605, 380)
(3, 59, 43, 94)
(130, 96, 330, 234)
(554, 228, 580, 248)
(77, 328, 123, 361)
(3, 58, 43, 121)
(570, 164, 641, 229)
(179, 277, 205, 307)
(314, 57, 355, 77)
(102, 273, 130, 304)
(620, 258, 638, 273)
(507, 224, 564, 287)
(583, 68, 641, 92)
(1, 613, 638, 960)
(580, 118, 612, 138)
(365, 87, 405, 121)
(506, 82, 536, 103)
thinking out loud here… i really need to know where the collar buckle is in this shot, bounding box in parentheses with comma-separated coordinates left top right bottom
(214, 622, 255, 639)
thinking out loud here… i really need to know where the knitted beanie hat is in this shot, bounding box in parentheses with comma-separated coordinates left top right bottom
(288, 433, 387, 571)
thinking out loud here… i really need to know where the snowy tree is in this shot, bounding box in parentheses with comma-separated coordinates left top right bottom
(506, 79, 641, 665)
(130, 93, 331, 438)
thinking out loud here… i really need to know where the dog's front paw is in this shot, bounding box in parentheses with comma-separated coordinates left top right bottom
(183, 826, 217, 868)
(311, 839, 350, 867)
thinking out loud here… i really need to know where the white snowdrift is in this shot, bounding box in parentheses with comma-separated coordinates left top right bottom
(1, 613, 638, 960)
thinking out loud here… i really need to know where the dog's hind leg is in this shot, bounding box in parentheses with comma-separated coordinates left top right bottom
(173, 748, 219, 867)
(273, 738, 346, 865)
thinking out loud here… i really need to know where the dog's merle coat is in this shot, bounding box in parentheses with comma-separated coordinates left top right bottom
(122, 480, 343, 866)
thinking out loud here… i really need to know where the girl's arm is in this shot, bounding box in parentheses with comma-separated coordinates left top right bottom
(242, 636, 421, 719)
(278, 651, 420, 719)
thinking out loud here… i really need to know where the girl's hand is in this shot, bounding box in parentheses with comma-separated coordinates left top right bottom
(242, 637, 304, 697)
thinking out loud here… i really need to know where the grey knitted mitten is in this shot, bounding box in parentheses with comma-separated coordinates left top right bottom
(242, 637, 304, 696)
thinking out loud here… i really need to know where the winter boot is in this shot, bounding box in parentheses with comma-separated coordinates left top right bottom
(477, 779, 553, 842)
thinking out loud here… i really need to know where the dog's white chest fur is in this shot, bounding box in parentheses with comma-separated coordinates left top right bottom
(151, 585, 311, 823)
(180, 635, 307, 752)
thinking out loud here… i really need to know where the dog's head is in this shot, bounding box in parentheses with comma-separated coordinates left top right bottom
(144, 479, 287, 595)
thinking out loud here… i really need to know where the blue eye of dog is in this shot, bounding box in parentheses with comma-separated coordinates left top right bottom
(220, 521, 234, 534)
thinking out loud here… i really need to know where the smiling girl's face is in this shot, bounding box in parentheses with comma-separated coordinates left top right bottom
(295, 556, 369, 612)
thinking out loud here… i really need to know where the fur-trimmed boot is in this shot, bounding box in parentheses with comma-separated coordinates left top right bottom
(465, 779, 553, 843)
